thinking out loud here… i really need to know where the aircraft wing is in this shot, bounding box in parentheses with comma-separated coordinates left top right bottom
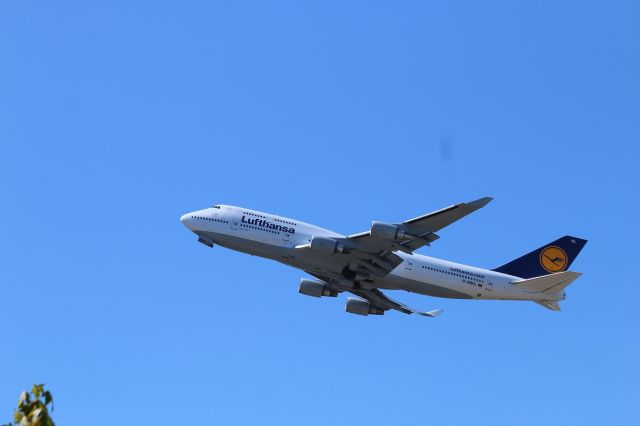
(307, 272, 443, 317)
(297, 197, 492, 282)
(338, 197, 493, 277)
(348, 196, 492, 251)
(349, 288, 444, 317)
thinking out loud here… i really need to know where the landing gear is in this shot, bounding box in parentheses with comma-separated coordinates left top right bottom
(198, 237, 214, 247)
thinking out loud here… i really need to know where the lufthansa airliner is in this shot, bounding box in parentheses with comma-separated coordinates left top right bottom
(180, 198, 586, 317)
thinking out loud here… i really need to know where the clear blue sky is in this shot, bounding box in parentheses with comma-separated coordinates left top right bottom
(1, 1, 638, 424)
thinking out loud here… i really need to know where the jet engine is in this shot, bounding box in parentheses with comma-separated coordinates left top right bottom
(310, 236, 344, 254)
(345, 297, 384, 316)
(299, 279, 338, 298)
(370, 222, 408, 241)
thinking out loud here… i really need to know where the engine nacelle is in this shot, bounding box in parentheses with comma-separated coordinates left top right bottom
(370, 222, 407, 240)
(310, 236, 344, 254)
(299, 279, 338, 298)
(345, 297, 385, 316)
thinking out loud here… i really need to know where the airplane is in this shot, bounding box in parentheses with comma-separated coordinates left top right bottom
(180, 198, 587, 317)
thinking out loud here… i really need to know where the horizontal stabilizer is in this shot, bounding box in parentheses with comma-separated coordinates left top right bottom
(513, 271, 582, 294)
(534, 300, 561, 311)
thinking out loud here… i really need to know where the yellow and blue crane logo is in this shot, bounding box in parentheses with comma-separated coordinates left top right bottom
(539, 246, 568, 273)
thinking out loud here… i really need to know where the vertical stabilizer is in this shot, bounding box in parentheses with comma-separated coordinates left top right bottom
(493, 236, 587, 278)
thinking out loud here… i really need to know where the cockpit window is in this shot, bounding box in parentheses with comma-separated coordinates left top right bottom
(212, 205, 221, 209)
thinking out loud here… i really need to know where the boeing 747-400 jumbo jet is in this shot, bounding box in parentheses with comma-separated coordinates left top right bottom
(180, 198, 587, 317)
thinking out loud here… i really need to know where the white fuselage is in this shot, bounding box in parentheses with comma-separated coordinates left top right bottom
(180, 205, 562, 303)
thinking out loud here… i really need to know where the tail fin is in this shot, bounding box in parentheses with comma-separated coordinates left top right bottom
(493, 236, 587, 279)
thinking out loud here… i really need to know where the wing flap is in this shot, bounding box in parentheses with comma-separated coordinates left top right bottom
(399, 231, 440, 251)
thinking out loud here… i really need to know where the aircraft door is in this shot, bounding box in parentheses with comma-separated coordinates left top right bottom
(485, 281, 494, 292)
(281, 224, 290, 242)
(405, 259, 413, 271)
(227, 207, 238, 231)
(202, 211, 218, 231)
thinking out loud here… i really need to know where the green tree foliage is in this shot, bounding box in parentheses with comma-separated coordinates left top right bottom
(3, 384, 55, 426)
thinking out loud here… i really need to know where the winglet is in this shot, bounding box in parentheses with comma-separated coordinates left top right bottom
(466, 196, 493, 209)
(418, 309, 444, 317)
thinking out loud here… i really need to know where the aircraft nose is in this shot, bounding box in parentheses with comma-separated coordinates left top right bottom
(180, 213, 194, 230)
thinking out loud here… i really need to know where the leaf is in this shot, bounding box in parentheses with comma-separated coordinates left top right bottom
(43, 391, 53, 409)
(32, 406, 43, 421)
(7, 385, 55, 426)
(32, 384, 44, 399)
(18, 391, 29, 408)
